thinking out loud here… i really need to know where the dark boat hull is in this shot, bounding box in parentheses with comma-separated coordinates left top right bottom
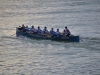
(16, 28, 80, 42)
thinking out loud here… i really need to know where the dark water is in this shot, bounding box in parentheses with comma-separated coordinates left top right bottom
(0, 0, 100, 75)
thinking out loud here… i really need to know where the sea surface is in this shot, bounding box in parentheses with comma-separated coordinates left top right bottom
(0, 0, 100, 75)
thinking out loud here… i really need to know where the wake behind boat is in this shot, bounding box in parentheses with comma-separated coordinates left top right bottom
(16, 25, 80, 42)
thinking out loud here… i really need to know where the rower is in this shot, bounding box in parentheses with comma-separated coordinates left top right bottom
(30, 25, 36, 33)
(24, 26, 30, 32)
(55, 29, 61, 37)
(21, 24, 25, 30)
(18, 24, 25, 30)
(37, 26, 42, 34)
(42, 27, 49, 35)
(62, 30, 66, 36)
(21, 25, 27, 32)
(50, 28, 55, 36)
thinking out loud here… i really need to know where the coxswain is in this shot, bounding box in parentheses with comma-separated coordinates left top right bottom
(64, 26, 71, 36)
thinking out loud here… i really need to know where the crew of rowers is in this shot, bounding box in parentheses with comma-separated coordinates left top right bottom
(18, 24, 71, 37)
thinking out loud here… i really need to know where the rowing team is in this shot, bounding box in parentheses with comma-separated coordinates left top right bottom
(18, 24, 71, 37)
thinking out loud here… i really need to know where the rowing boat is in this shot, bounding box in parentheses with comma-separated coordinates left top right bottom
(16, 27, 80, 42)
